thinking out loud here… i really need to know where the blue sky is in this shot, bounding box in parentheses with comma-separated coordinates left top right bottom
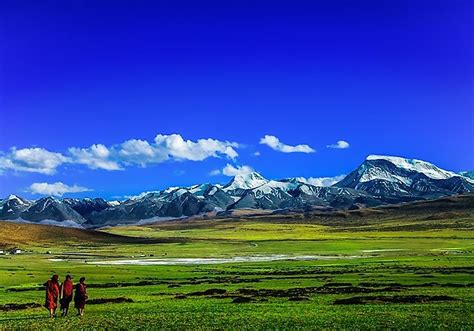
(1, 1, 473, 199)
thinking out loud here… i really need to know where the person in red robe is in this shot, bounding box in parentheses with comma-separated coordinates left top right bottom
(74, 277, 88, 316)
(44, 274, 60, 318)
(60, 274, 74, 316)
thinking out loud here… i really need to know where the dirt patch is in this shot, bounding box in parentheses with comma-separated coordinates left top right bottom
(88, 297, 134, 305)
(323, 282, 353, 287)
(183, 276, 262, 285)
(334, 295, 458, 305)
(231, 296, 255, 303)
(0, 303, 42, 311)
(288, 296, 309, 301)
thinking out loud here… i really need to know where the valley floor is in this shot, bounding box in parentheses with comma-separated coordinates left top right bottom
(0, 215, 473, 330)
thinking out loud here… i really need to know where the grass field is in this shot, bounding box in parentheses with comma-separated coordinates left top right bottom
(0, 203, 473, 330)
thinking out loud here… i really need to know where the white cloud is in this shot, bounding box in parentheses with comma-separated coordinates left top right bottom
(222, 164, 255, 176)
(260, 135, 315, 153)
(210, 164, 255, 176)
(253, 151, 261, 156)
(209, 169, 222, 176)
(118, 139, 168, 166)
(69, 144, 122, 171)
(0, 147, 70, 175)
(297, 174, 346, 187)
(1, 134, 241, 174)
(327, 140, 350, 149)
(154, 134, 238, 161)
(68, 135, 238, 171)
(0, 134, 241, 175)
(28, 182, 92, 197)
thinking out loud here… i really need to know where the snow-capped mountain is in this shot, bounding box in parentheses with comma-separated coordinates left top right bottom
(0, 195, 32, 217)
(86, 183, 233, 226)
(63, 198, 115, 218)
(365, 155, 462, 180)
(335, 155, 474, 198)
(0, 196, 87, 225)
(222, 172, 268, 196)
(229, 178, 384, 210)
(1, 155, 472, 227)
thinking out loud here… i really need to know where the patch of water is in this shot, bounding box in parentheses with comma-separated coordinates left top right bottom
(84, 255, 362, 265)
(361, 249, 406, 253)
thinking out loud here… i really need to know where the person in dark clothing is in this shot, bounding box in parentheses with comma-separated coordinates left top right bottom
(74, 277, 88, 316)
(60, 274, 74, 316)
(44, 274, 60, 319)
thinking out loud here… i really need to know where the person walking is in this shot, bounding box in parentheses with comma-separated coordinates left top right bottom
(60, 274, 74, 316)
(44, 274, 60, 319)
(74, 277, 88, 316)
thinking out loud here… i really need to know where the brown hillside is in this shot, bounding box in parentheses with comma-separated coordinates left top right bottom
(0, 221, 178, 247)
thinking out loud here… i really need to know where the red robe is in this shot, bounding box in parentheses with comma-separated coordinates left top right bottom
(44, 280, 59, 309)
(60, 280, 74, 308)
(74, 283, 87, 309)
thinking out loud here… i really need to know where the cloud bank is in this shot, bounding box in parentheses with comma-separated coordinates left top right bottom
(0, 134, 240, 175)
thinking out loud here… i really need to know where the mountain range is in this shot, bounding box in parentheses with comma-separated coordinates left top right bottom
(1, 155, 473, 228)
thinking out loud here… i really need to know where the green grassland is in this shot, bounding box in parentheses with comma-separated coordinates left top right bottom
(0, 206, 473, 330)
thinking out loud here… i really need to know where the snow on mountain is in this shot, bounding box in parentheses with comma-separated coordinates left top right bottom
(223, 172, 268, 191)
(0, 195, 32, 216)
(366, 155, 462, 180)
(252, 180, 297, 194)
(63, 197, 115, 218)
(7, 194, 29, 205)
(460, 171, 474, 180)
(358, 166, 413, 186)
(283, 176, 347, 187)
(249, 180, 296, 199)
(336, 155, 474, 198)
(187, 183, 213, 198)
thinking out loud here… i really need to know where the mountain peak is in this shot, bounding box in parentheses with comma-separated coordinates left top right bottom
(6, 194, 28, 205)
(223, 171, 268, 192)
(335, 155, 474, 197)
(365, 155, 458, 180)
(238, 171, 266, 180)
